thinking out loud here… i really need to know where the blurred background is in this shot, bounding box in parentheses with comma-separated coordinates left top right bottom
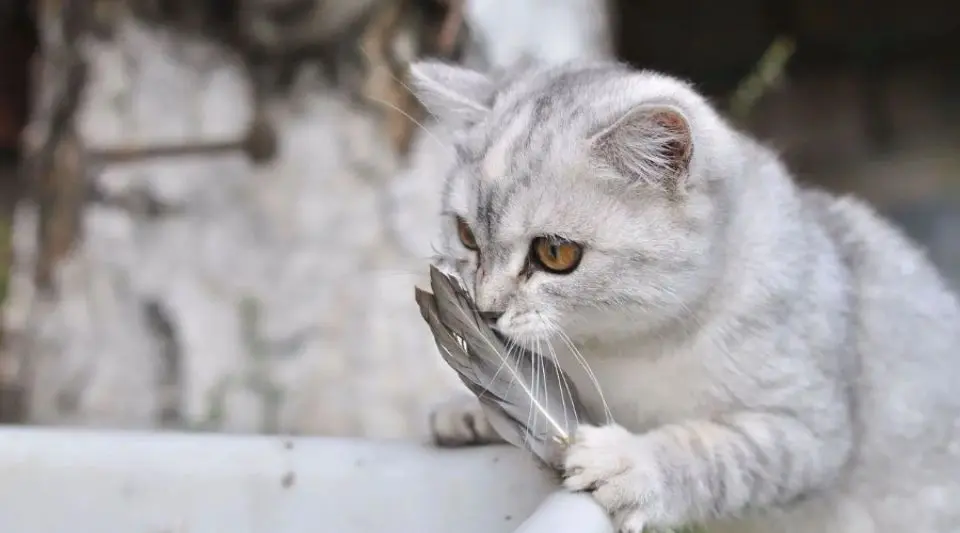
(0, 0, 957, 438)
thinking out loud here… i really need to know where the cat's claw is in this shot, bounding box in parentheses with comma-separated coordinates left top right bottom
(563, 424, 662, 533)
(429, 394, 506, 447)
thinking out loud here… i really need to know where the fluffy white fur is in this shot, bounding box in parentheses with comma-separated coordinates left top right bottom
(411, 59, 960, 533)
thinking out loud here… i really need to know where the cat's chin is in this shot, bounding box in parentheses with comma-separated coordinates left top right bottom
(497, 315, 619, 347)
(494, 328, 553, 349)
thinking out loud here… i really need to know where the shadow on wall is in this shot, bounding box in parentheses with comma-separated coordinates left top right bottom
(611, 0, 960, 288)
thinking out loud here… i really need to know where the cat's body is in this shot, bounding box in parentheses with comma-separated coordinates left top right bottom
(410, 59, 960, 533)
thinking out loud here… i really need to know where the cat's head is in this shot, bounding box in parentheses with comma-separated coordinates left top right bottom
(410, 60, 731, 346)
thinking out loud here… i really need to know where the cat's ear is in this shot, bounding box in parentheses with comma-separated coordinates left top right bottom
(408, 61, 495, 127)
(589, 104, 693, 194)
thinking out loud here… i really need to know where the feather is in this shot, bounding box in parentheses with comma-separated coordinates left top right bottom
(415, 265, 594, 469)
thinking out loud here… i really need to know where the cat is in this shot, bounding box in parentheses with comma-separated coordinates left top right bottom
(408, 58, 960, 533)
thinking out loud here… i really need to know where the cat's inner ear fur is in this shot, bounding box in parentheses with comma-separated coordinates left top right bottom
(408, 61, 495, 126)
(589, 104, 694, 194)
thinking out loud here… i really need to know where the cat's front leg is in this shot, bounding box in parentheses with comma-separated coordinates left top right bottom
(563, 412, 850, 532)
(429, 393, 506, 447)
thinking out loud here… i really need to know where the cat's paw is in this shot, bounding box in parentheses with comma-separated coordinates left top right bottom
(563, 424, 663, 533)
(429, 394, 505, 447)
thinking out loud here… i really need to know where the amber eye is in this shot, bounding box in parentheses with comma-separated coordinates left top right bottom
(456, 216, 479, 251)
(531, 236, 583, 274)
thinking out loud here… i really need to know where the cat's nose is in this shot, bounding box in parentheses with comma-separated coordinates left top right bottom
(479, 310, 504, 323)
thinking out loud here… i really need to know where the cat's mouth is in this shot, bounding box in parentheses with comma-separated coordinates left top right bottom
(492, 310, 558, 351)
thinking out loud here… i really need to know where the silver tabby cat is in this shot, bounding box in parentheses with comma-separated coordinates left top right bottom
(410, 59, 960, 533)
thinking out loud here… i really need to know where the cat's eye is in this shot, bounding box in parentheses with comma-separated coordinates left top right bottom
(456, 216, 479, 251)
(531, 236, 583, 274)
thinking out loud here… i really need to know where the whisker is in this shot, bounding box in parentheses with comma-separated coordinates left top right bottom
(529, 337, 542, 444)
(658, 284, 705, 331)
(538, 313, 575, 430)
(358, 45, 440, 121)
(356, 46, 473, 169)
(540, 351, 552, 436)
(543, 333, 576, 431)
(478, 334, 519, 402)
(549, 319, 615, 425)
(362, 93, 453, 156)
(432, 272, 572, 439)
(442, 290, 566, 433)
(536, 337, 548, 440)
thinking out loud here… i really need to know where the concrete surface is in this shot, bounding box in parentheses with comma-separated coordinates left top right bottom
(0, 427, 557, 533)
(2, 1, 612, 437)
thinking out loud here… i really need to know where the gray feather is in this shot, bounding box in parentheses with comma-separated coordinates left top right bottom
(415, 265, 593, 469)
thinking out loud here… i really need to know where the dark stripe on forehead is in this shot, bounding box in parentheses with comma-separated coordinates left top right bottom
(476, 183, 497, 240)
(492, 179, 520, 221)
(479, 174, 525, 241)
(516, 95, 551, 149)
(484, 108, 546, 240)
(479, 98, 525, 156)
(505, 95, 550, 178)
(466, 62, 631, 240)
(507, 66, 626, 172)
(453, 143, 476, 166)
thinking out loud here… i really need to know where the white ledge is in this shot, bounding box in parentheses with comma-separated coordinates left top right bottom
(0, 427, 560, 533)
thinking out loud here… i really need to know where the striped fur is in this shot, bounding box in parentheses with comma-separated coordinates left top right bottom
(412, 59, 960, 533)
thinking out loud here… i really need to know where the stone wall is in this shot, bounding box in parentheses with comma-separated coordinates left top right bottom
(3, 0, 612, 438)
